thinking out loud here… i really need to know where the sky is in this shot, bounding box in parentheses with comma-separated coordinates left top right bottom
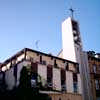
(0, 0, 100, 62)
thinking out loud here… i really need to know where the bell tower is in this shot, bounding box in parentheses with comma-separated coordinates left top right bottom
(61, 11, 92, 100)
(62, 17, 82, 63)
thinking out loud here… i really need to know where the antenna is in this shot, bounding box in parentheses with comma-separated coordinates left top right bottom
(35, 40, 40, 50)
(69, 7, 74, 19)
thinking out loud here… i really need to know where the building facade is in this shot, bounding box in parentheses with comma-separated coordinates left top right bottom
(87, 51, 100, 100)
(0, 48, 83, 100)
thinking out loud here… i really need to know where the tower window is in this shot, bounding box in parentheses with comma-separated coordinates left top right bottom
(72, 21, 78, 32)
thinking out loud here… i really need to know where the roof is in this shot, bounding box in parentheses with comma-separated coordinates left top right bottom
(87, 51, 100, 61)
(0, 48, 78, 68)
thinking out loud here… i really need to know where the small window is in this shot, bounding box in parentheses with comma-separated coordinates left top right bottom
(12, 60, 16, 65)
(61, 69, 66, 91)
(54, 60, 57, 68)
(63, 60, 65, 63)
(13, 64, 17, 82)
(40, 56, 42, 63)
(73, 82, 78, 93)
(95, 80, 99, 90)
(47, 66, 52, 84)
(73, 73, 78, 82)
(65, 63, 69, 70)
(76, 65, 79, 73)
(72, 21, 78, 32)
(93, 65, 96, 73)
(42, 60, 46, 65)
(54, 59, 56, 65)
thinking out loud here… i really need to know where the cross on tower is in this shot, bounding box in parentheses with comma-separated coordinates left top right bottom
(69, 7, 74, 19)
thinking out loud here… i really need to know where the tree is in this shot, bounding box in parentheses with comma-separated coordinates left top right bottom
(16, 66, 33, 100)
(0, 66, 51, 100)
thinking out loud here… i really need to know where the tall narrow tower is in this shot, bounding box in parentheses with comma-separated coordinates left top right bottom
(62, 17, 92, 100)
(62, 17, 82, 63)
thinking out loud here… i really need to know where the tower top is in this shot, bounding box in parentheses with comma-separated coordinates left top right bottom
(69, 7, 74, 19)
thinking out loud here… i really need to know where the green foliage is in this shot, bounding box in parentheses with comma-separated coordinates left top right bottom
(16, 66, 51, 100)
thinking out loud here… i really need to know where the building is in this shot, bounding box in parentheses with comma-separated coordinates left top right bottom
(79, 51, 100, 100)
(87, 51, 100, 100)
(0, 48, 82, 100)
(0, 17, 84, 100)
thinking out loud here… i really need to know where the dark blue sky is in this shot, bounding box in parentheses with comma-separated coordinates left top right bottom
(0, 0, 100, 62)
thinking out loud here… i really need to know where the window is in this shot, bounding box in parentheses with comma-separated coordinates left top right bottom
(13, 64, 17, 82)
(0, 72, 5, 84)
(31, 74, 37, 87)
(40, 56, 42, 63)
(47, 66, 52, 83)
(42, 60, 46, 65)
(72, 21, 78, 31)
(54, 60, 57, 68)
(73, 73, 78, 93)
(73, 73, 78, 82)
(93, 65, 96, 73)
(12, 59, 16, 65)
(95, 80, 99, 90)
(54, 59, 56, 65)
(61, 69, 66, 91)
(65, 63, 69, 71)
(39, 55, 46, 65)
(47, 66, 53, 89)
(73, 82, 78, 93)
(76, 64, 79, 73)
